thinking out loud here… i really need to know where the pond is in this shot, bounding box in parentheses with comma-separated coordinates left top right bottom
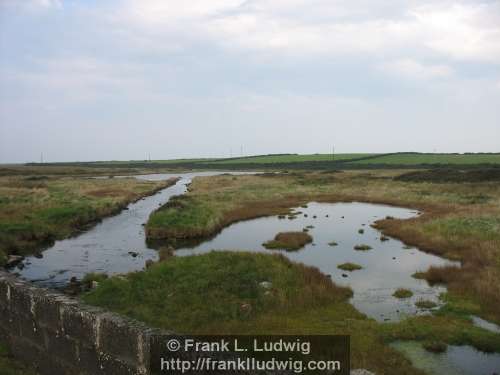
(174, 201, 457, 322)
(391, 341, 500, 375)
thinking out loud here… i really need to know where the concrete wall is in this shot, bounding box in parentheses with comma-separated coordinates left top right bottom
(0, 271, 155, 375)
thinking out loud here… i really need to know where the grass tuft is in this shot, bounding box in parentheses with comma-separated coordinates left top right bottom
(337, 263, 363, 272)
(262, 232, 313, 251)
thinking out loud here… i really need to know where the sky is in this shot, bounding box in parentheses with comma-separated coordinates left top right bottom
(0, 0, 499, 163)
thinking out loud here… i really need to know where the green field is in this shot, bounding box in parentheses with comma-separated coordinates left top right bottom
(26, 152, 500, 170)
(206, 153, 374, 164)
(348, 153, 500, 165)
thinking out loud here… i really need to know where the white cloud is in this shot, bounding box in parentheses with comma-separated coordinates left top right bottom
(115, 1, 500, 63)
(379, 58, 453, 80)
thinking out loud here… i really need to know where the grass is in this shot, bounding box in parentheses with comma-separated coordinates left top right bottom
(0, 175, 177, 264)
(393, 289, 414, 299)
(208, 153, 376, 164)
(349, 153, 500, 165)
(354, 244, 372, 251)
(144, 170, 500, 324)
(262, 232, 312, 251)
(83, 251, 352, 333)
(415, 300, 438, 309)
(84, 250, 500, 374)
(337, 262, 363, 271)
(83, 251, 429, 374)
(422, 341, 447, 353)
(0, 343, 37, 375)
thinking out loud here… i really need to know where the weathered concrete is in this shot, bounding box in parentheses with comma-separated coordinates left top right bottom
(0, 271, 356, 375)
(0, 271, 153, 375)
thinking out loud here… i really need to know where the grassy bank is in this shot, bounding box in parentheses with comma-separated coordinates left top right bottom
(84, 251, 500, 374)
(0, 175, 178, 264)
(146, 170, 500, 324)
(84, 251, 427, 374)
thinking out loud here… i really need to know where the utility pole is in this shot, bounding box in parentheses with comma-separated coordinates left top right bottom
(40, 152, 44, 164)
(332, 146, 335, 162)
(240, 145, 243, 157)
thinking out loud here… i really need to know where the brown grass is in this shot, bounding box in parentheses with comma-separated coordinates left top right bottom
(263, 232, 313, 251)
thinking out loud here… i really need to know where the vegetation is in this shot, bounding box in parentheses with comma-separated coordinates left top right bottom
(84, 251, 352, 332)
(145, 170, 500, 324)
(84, 251, 427, 374)
(415, 300, 438, 309)
(337, 262, 363, 271)
(328, 241, 338, 246)
(262, 232, 312, 251)
(422, 341, 447, 353)
(84, 250, 500, 374)
(354, 244, 372, 251)
(0, 343, 37, 375)
(24, 152, 500, 172)
(0, 174, 177, 264)
(393, 289, 414, 299)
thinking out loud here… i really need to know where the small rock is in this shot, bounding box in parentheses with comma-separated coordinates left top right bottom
(128, 251, 139, 257)
(392, 257, 396, 260)
(145, 259, 155, 268)
(342, 273, 348, 278)
(91, 281, 99, 289)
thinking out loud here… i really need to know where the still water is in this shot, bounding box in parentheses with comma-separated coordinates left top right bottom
(391, 341, 500, 375)
(14, 172, 249, 286)
(174, 202, 456, 322)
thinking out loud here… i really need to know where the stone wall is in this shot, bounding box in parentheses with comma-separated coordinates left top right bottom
(0, 271, 154, 375)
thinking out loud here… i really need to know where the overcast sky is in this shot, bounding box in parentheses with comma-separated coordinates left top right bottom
(1, 0, 499, 163)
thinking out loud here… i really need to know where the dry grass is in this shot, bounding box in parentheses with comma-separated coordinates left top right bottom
(262, 232, 313, 251)
(0, 175, 177, 263)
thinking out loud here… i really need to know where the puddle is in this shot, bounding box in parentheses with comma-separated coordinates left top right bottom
(12, 172, 252, 287)
(391, 341, 500, 375)
(174, 202, 457, 321)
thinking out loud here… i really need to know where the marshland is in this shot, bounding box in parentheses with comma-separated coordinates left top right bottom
(2, 164, 500, 375)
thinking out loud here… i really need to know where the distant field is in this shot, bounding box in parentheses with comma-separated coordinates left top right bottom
(347, 153, 500, 165)
(20, 152, 500, 170)
(206, 153, 375, 164)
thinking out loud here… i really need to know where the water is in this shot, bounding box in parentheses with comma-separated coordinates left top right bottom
(174, 202, 456, 321)
(13, 172, 251, 287)
(391, 341, 500, 375)
(472, 316, 500, 334)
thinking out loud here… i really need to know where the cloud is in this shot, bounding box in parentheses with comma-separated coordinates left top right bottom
(116, 1, 500, 63)
(379, 58, 453, 80)
(0, 0, 62, 10)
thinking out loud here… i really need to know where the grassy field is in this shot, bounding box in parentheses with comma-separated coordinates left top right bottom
(348, 153, 500, 165)
(19, 152, 500, 171)
(206, 153, 375, 164)
(0, 174, 177, 264)
(146, 170, 500, 325)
